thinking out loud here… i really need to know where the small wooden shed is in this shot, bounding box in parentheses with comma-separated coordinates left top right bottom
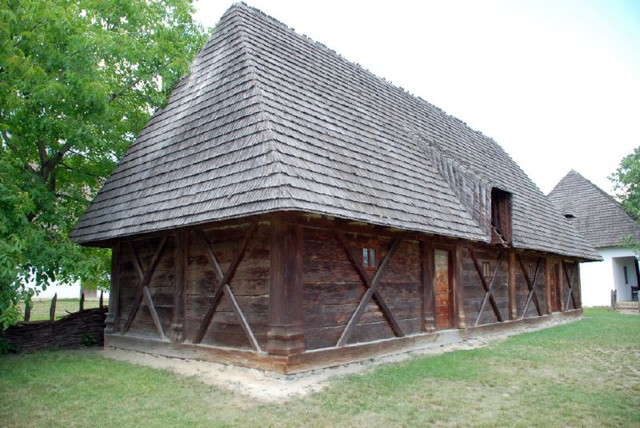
(71, 4, 600, 373)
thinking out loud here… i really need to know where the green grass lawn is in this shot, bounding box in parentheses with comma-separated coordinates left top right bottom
(24, 298, 102, 322)
(1, 308, 638, 427)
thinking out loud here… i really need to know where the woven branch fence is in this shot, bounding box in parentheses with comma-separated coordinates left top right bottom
(1, 304, 107, 353)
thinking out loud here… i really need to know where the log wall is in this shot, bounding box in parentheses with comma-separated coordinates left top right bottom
(108, 213, 583, 366)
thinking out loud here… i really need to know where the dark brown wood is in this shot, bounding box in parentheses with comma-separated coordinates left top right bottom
(194, 222, 258, 344)
(563, 261, 578, 311)
(545, 257, 552, 314)
(24, 301, 31, 322)
(105, 242, 120, 333)
(452, 244, 467, 328)
(334, 232, 403, 347)
(267, 218, 305, 355)
(50, 293, 57, 322)
(516, 255, 543, 318)
(224, 284, 260, 351)
(421, 241, 435, 332)
(143, 285, 167, 340)
(121, 236, 169, 335)
(467, 248, 504, 325)
(170, 230, 188, 342)
(99, 290, 104, 309)
(508, 252, 517, 320)
(79, 291, 85, 311)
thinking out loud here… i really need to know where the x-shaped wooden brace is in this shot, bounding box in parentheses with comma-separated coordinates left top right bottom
(193, 223, 260, 351)
(334, 231, 404, 347)
(563, 262, 578, 311)
(468, 249, 504, 326)
(516, 255, 543, 318)
(121, 236, 169, 340)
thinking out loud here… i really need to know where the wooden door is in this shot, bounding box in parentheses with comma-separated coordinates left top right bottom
(549, 263, 561, 312)
(434, 249, 453, 329)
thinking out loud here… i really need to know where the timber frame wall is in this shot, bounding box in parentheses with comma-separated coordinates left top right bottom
(104, 212, 583, 374)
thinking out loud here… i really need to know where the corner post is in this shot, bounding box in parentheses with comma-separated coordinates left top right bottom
(421, 241, 436, 332)
(170, 230, 188, 342)
(105, 241, 120, 334)
(452, 243, 467, 329)
(508, 251, 517, 320)
(267, 216, 305, 356)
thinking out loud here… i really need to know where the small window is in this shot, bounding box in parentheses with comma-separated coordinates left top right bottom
(564, 213, 576, 219)
(624, 266, 628, 284)
(362, 247, 376, 268)
(482, 261, 491, 278)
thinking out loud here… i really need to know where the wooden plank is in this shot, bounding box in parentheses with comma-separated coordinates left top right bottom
(421, 241, 436, 332)
(224, 284, 261, 352)
(171, 230, 188, 342)
(508, 252, 517, 320)
(121, 236, 169, 334)
(545, 257, 553, 314)
(467, 248, 504, 325)
(49, 293, 57, 322)
(129, 241, 145, 282)
(335, 235, 403, 347)
(143, 286, 167, 340)
(194, 222, 258, 344)
(516, 255, 543, 318)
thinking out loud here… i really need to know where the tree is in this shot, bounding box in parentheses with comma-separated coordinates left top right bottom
(0, 0, 209, 328)
(610, 146, 640, 221)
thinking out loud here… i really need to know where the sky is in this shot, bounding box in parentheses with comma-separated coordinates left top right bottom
(194, 0, 640, 195)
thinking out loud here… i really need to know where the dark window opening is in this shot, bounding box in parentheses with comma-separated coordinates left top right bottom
(491, 188, 512, 244)
(564, 213, 576, 219)
(624, 266, 628, 284)
(362, 247, 376, 268)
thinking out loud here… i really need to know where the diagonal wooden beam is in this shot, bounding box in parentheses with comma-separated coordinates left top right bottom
(121, 236, 169, 335)
(563, 262, 578, 311)
(223, 284, 260, 352)
(516, 255, 543, 318)
(129, 241, 144, 282)
(334, 233, 403, 347)
(143, 286, 167, 340)
(468, 249, 504, 325)
(194, 223, 258, 344)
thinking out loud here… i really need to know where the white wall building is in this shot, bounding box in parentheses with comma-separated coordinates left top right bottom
(549, 170, 640, 306)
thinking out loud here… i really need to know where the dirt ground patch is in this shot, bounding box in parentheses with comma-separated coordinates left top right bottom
(102, 317, 577, 402)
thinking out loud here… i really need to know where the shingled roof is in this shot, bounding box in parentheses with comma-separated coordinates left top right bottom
(71, 3, 598, 261)
(548, 170, 640, 248)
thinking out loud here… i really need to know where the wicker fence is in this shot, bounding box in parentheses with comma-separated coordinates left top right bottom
(1, 293, 107, 352)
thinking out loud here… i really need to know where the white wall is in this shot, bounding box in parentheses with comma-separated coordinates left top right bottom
(579, 247, 638, 306)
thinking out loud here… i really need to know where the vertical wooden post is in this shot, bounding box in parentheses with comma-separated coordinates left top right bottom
(421, 241, 435, 332)
(267, 217, 304, 356)
(559, 260, 566, 312)
(576, 264, 582, 309)
(105, 242, 121, 334)
(452, 243, 467, 329)
(79, 291, 85, 311)
(170, 230, 188, 342)
(49, 293, 57, 322)
(99, 290, 104, 309)
(508, 251, 517, 320)
(545, 257, 552, 314)
(24, 300, 31, 322)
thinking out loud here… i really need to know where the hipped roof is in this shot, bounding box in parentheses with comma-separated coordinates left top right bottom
(71, 3, 598, 261)
(548, 170, 640, 249)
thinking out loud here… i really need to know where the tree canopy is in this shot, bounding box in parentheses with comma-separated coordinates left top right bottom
(610, 146, 640, 222)
(0, 0, 209, 328)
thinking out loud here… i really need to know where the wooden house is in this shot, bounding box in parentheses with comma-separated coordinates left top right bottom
(71, 4, 599, 373)
(549, 170, 640, 306)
